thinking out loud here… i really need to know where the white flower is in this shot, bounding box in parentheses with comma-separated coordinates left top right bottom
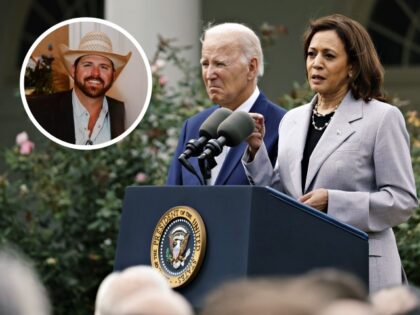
(167, 127, 178, 137)
(45, 257, 57, 265)
(116, 159, 125, 166)
(16, 132, 28, 145)
(27, 58, 37, 70)
(19, 184, 29, 195)
(154, 59, 166, 69)
(166, 138, 178, 149)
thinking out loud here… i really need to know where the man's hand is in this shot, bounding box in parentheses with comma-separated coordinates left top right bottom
(299, 188, 328, 212)
(246, 113, 265, 159)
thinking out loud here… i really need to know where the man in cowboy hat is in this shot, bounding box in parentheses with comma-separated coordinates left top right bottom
(28, 31, 132, 146)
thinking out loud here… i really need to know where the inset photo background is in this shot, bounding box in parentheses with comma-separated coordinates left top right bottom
(20, 17, 152, 150)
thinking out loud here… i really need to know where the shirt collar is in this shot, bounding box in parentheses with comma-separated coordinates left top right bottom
(234, 86, 260, 113)
(72, 89, 109, 117)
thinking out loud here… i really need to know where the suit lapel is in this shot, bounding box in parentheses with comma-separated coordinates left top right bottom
(108, 96, 125, 138)
(287, 104, 312, 196)
(215, 142, 246, 184)
(108, 97, 117, 138)
(214, 94, 266, 185)
(56, 91, 76, 143)
(304, 92, 363, 192)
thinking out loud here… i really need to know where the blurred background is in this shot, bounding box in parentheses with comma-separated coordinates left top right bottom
(1, 0, 419, 150)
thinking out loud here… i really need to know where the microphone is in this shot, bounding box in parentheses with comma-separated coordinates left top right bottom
(178, 108, 232, 161)
(198, 111, 255, 160)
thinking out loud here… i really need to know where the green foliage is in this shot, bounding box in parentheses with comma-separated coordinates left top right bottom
(0, 37, 210, 315)
(278, 81, 314, 110)
(24, 52, 55, 95)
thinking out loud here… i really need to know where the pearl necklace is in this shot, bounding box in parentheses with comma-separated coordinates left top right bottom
(311, 102, 339, 131)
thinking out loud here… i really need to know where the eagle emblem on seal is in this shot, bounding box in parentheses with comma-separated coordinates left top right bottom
(166, 226, 191, 269)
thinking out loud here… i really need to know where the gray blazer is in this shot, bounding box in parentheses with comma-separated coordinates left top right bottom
(243, 91, 418, 292)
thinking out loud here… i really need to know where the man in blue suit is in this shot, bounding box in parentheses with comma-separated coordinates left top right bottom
(167, 23, 286, 185)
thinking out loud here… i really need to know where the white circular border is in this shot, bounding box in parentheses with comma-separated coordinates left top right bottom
(19, 17, 152, 150)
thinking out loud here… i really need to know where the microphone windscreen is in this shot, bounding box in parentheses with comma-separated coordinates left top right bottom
(199, 108, 232, 138)
(217, 111, 255, 147)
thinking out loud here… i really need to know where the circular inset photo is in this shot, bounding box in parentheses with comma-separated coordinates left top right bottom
(20, 17, 152, 150)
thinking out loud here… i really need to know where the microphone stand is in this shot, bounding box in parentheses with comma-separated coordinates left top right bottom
(198, 155, 217, 185)
(198, 138, 225, 185)
(178, 155, 205, 186)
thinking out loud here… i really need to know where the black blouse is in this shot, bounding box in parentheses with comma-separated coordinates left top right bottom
(301, 110, 335, 192)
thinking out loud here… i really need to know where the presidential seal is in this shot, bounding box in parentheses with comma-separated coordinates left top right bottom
(150, 206, 206, 288)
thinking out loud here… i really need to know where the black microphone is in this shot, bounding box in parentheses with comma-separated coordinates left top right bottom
(198, 111, 255, 160)
(178, 108, 232, 161)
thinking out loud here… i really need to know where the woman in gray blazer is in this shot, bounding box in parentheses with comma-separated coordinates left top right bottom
(243, 14, 418, 292)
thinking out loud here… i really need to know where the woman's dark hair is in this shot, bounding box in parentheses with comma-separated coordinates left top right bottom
(303, 14, 385, 102)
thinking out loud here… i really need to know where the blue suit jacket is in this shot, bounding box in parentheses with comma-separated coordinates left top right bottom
(167, 92, 286, 185)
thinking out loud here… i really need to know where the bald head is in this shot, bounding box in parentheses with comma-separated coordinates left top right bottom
(95, 266, 171, 315)
(116, 290, 193, 315)
(202, 23, 264, 77)
(317, 300, 375, 315)
(0, 249, 51, 315)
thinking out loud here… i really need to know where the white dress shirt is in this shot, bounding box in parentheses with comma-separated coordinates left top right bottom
(209, 87, 260, 185)
(72, 90, 111, 145)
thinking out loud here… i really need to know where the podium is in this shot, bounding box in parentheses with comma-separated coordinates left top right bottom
(115, 186, 368, 307)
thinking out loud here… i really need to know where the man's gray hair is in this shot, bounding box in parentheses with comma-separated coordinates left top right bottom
(0, 248, 51, 315)
(201, 22, 265, 77)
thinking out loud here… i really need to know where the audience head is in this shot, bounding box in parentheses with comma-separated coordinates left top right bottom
(371, 285, 420, 315)
(201, 268, 368, 315)
(296, 268, 368, 303)
(116, 289, 193, 315)
(201, 277, 312, 315)
(95, 265, 193, 315)
(0, 247, 51, 315)
(317, 299, 376, 315)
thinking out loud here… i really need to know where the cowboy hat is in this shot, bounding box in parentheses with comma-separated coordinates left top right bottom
(59, 31, 132, 79)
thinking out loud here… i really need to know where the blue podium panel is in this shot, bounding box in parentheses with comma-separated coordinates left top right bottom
(115, 186, 368, 307)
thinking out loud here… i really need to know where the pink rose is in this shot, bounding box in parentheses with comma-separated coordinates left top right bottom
(19, 140, 35, 155)
(159, 75, 168, 86)
(135, 172, 147, 183)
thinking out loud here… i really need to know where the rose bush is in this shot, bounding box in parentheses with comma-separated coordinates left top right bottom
(0, 37, 210, 315)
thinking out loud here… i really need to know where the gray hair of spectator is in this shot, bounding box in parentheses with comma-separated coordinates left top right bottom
(95, 265, 172, 315)
(115, 289, 194, 315)
(201, 22, 264, 78)
(407, 285, 420, 315)
(317, 299, 376, 315)
(0, 248, 51, 315)
(371, 285, 420, 315)
(300, 268, 369, 302)
(201, 269, 368, 315)
(201, 278, 314, 315)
